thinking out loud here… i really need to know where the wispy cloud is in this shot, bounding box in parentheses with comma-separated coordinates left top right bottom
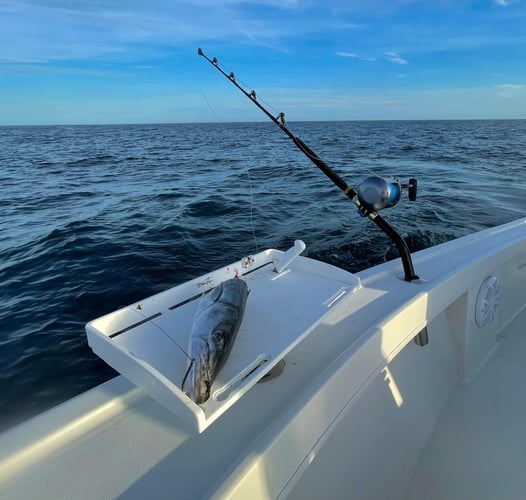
(494, 83, 524, 98)
(0, 0, 372, 64)
(338, 50, 409, 65)
(1, 0, 524, 68)
(0, 0, 298, 63)
(0, 62, 130, 78)
(494, 83, 524, 89)
(336, 52, 377, 61)
(385, 51, 408, 64)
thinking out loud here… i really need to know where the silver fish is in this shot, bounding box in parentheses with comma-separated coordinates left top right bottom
(184, 278, 249, 404)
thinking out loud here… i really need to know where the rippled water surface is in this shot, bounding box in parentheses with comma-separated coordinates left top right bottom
(1, 120, 525, 431)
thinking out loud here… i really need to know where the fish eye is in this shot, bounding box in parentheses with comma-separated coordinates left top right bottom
(212, 330, 225, 342)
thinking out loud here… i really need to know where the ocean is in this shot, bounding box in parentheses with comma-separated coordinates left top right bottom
(1, 120, 525, 432)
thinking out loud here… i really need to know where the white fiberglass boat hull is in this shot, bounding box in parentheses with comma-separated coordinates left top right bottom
(1, 218, 525, 500)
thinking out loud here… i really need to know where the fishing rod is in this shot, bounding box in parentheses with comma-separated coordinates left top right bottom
(197, 48, 419, 282)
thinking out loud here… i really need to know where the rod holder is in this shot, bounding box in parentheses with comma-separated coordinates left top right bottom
(414, 326, 429, 347)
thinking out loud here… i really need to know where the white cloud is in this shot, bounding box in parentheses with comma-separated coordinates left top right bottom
(337, 50, 409, 65)
(0, 62, 129, 78)
(337, 51, 377, 61)
(385, 51, 408, 64)
(494, 0, 509, 6)
(494, 83, 523, 89)
(494, 83, 524, 98)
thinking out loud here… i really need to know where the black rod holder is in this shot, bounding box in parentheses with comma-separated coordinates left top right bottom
(414, 326, 429, 347)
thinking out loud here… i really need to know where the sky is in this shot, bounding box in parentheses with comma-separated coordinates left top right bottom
(0, 0, 525, 125)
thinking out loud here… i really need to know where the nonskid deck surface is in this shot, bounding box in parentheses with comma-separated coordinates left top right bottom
(406, 308, 526, 500)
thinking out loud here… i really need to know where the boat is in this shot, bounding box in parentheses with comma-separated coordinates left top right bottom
(1, 216, 525, 499)
(2, 50, 525, 498)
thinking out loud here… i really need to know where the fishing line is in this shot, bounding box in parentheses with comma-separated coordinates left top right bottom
(198, 58, 261, 254)
(199, 82, 221, 122)
(245, 167, 260, 253)
(133, 304, 194, 361)
(181, 359, 194, 394)
(133, 303, 201, 393)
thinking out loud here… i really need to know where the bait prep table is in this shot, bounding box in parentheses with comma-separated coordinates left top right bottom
(86, 242, 361, 432)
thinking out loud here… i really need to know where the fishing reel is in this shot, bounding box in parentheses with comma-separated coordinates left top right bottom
(357, 177, 417, 212)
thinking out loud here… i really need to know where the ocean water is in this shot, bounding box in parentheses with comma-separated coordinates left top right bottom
(1, 120, 525, 432)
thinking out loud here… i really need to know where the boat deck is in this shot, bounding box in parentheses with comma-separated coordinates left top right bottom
(406, 307, 526, 500)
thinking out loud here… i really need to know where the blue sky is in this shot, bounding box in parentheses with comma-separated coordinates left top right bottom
(1, 0, 525, 125)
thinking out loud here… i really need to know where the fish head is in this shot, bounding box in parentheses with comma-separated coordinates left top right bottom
(185, 336, 219, 404)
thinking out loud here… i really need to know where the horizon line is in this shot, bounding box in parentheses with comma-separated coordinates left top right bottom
(1, 117, 525, 127)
